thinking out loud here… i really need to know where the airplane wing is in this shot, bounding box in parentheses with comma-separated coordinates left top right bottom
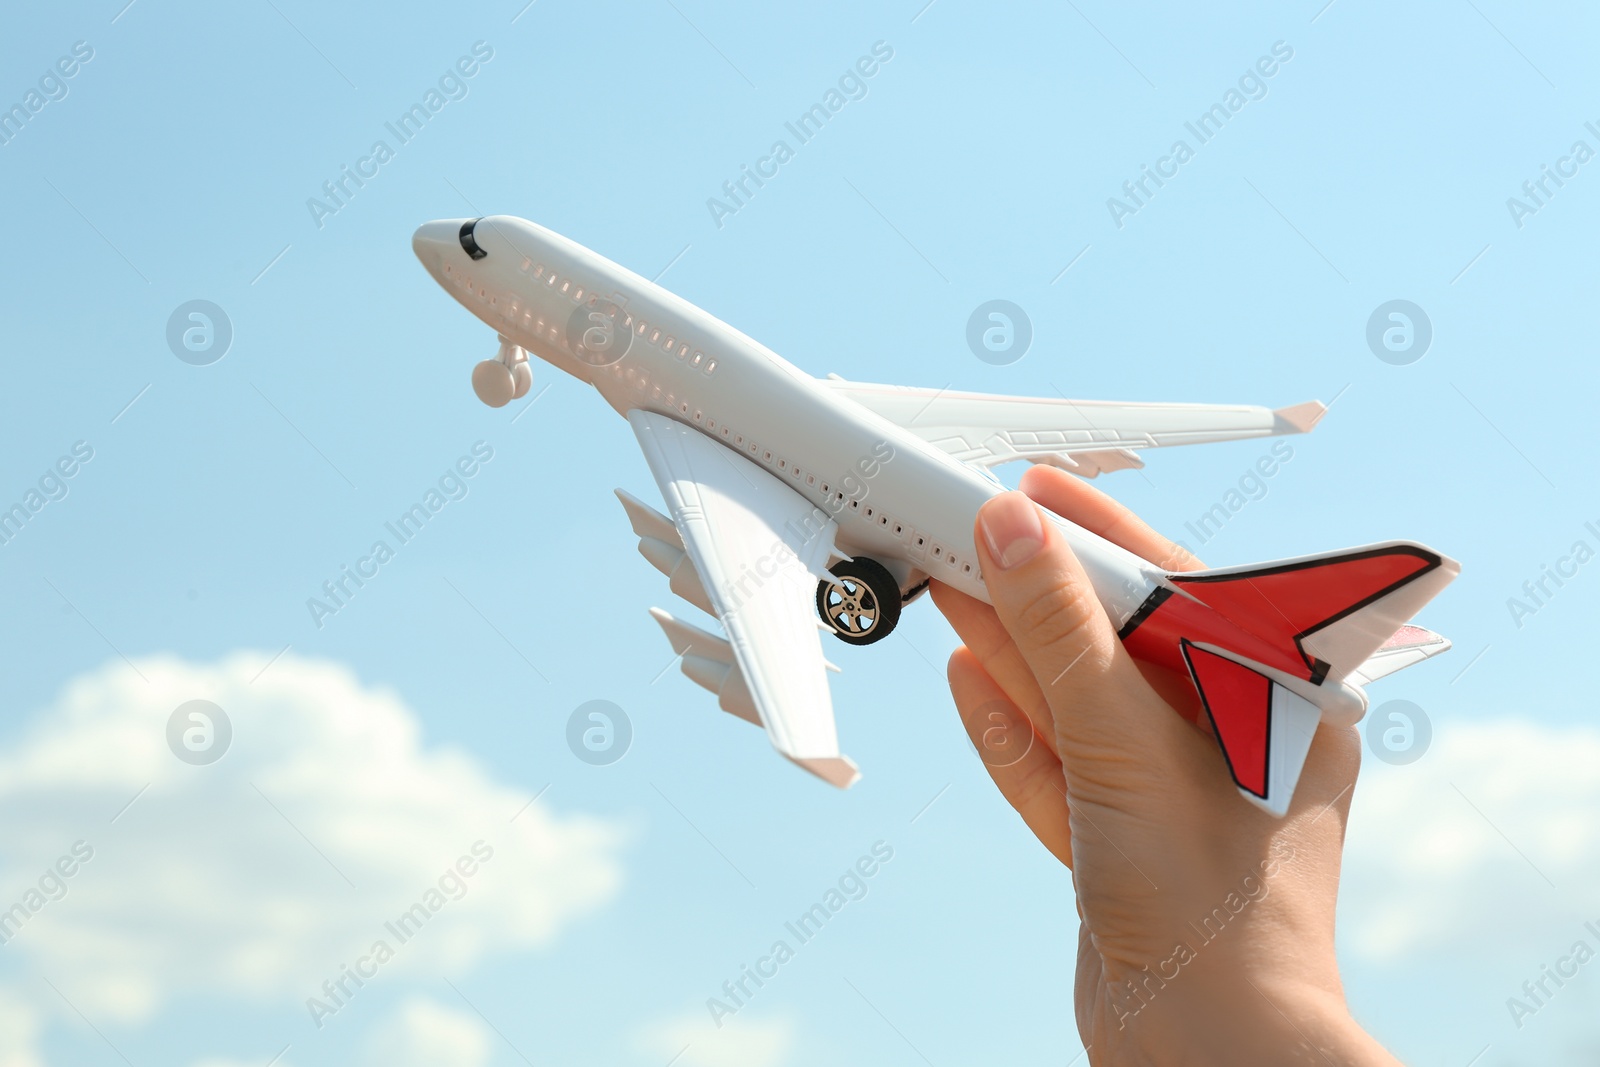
(822, 378, 1324, 476)
(626, 409, 859, 787)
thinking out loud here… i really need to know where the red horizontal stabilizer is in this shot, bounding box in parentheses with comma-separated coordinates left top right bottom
(1169, 545, 1443, 684)
(1180, 642, 1272, 797)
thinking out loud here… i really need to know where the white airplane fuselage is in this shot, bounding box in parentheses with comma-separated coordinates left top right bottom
(412, 215, 1165, 625)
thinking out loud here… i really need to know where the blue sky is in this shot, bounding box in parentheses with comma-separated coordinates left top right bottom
(1, 0, 1598, 1064)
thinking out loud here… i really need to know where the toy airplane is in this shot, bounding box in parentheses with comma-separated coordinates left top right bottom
(413, 215, 1458, 816)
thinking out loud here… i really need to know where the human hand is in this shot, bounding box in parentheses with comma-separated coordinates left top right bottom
(932, 465, 1402, 1065)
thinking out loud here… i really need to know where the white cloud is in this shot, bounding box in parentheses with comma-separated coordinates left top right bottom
(361, 997, 491, 1067)
(0, 652, 626, 1029)
(0, 986, 44, 1067)
(638, 1010, 795, 1067)
(1340, 716, 1600, 962)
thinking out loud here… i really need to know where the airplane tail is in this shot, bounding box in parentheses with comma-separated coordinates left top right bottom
(1134, 542, 1459, 815)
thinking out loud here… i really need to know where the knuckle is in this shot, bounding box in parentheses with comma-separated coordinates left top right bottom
(1009, 749, 1063, 809)
(1010, 578, 1103, 661)
(970, 615, 1019, 666)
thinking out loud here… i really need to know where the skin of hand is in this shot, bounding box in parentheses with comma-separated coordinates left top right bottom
(931, 465, 1403, 1066)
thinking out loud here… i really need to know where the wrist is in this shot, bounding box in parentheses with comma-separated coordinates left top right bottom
(1098, 971, 1398, 1066)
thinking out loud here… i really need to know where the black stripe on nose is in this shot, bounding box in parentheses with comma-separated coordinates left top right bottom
(459, 218, 487, 260)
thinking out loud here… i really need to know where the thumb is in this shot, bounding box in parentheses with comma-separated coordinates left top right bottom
(975, 490, 1173, 761)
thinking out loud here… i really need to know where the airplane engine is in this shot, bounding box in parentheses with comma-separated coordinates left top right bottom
(471, 336, 532, 408)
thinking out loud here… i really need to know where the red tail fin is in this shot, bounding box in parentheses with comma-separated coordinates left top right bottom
(1181, 643, 1273, 797)
(1179, 642, 1324, 815)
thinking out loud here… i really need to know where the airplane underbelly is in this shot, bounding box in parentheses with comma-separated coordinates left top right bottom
(701, 378, 998, 600)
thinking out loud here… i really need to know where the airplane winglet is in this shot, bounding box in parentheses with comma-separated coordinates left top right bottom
(1272, 400, 1327, 435)
(785, 754, 861, 789)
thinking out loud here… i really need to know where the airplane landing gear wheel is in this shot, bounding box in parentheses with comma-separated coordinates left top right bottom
(473, 337, 532, 407)
(472, 360, 515, 407)
(816, 558, 901, 646)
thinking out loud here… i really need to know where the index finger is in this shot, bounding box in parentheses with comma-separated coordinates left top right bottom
(1018, 464, 1203, 573)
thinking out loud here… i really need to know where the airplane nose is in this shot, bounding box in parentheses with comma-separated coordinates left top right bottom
(412, 218, 473, 262)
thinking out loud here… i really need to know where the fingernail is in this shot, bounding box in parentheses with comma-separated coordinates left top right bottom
(979, 492, 1046, 570)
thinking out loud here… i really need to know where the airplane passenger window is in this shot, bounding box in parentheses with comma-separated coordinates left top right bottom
(664, 336, 675, 350)
(533, 264, 544, 277)
(678, 344, 689, 359)
(636, 320, 648, 335)
(704, 359, 716, 374)
(691, 351, 703, 366)
(573, 288, 584, 301)
(649, 330, 661, 343)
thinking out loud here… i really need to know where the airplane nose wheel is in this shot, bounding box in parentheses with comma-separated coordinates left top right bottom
(472, 337, 531, 408)
(816, 558, 901, 646)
